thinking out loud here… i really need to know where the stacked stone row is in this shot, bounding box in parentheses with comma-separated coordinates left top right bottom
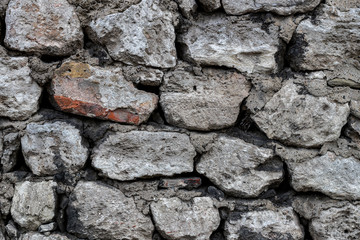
(0, 0, 360, 239)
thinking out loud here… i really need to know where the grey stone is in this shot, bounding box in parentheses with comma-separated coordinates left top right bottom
(21, 121, 88, 176)
(160, 65, 251, 131)
(92, 131, 196, 181)
(0, 57, 42, 120)
(326, 0, 360, 11)
(88, 0, 176, 68)
(159, 177, 201, 190)
(1, 131, 20, 173)
(0, 0, 9, 18)
(38, 222, 57, 233)
(67, 181, 154, 239)
(11, 181, 57, 231)
(123, 66, 163, 86)
(253, 81, 349, 147)
(150, 197, 220, 240)
(286, 151, 360, 200)
(0, 180, 14, 217)
(351, 100, 360, 119)
(4, 0, 83, 56)
(19, 232, 75, 240)
(50, 61, 158, 125)
(225, 199, 304, 240)
(178, 13, 282, 74)
(175, 0, 197, 18)
(293, 195, 360, 240)
(5, 221, 18, 239)
(196, 136, 283, 197)
(223, 0, 321, 15)
(189, 132, 217, 154)
(198, 0, 221, 12)
(288, 5, 360, 71)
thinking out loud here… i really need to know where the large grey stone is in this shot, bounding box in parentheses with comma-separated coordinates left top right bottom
(160, 65, 251, 131)
(178, 13, 282, 74)
(223, 0, 321, 15)
(225, 199, 304, 240)
(11, 181, 57, 231)
(19, 232, 75, 240)
(49, 61, 158, 125)
(293, 195, 360, 240)
(286, 151, 360, 200)
(196, 136, 283, 197)
(21, 121, 88, 176)
(5, 0, 83, 56)
(92, 131, 196, 181)
(0, 57, 42, 120)
(67, 181, 154, 239)
(150, 197, 220, 240)
(253, 81, 349, 147)
(88, 0, 176, 68)
(288, 5, 360, 71)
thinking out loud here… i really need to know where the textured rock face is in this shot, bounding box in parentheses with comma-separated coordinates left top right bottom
(92, 131, 196, 181)
(286, 151, 360, 200)
(293, 196, 360, 240)
(21, 122, 88, 176)
(160, 65, 251, 131)
(225, 200, 304, 240)
(176, 0, 197, 18)
(253, 81, 350, 147)
(5, 0, 83, 56)
(88, 0, 176, 68)
(223, 0, 321, 15)
(67, 181, 154, 239)
(0, 131, 20, 173)
(0, 181, 14, 217)
(19, 232, 74, 240)
(0, 57, 42, 120)
(198, 0, 221, 12)
(150, 197, 220, 240)
(11, 181, 57, 231)
(288, 5, 360, 71)
(196, 136, 283, 197)
(50, 62, 158, 124)
(178, 13, 281, 74)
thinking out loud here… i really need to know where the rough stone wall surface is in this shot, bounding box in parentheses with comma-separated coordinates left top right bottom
(0, 0, 359, 239)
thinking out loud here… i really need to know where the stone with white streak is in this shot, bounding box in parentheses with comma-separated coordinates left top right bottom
(286, 151, 360, 200)
(253, 81, 349, 147)
(150, 197, 220, 240)
(88, 0, 176, 68)
(293, 195, 360, 240)
(92, 131, 196, 181)
(196, 136, 283, 197)
(223, 0, 321, 15)
(5, 0, 83, 56)
(160, 65, 251, 131)
(178, 13, 282, 74)
(67, 181, 154, 239)
(0, 57, 42, 120)
(225, 199, 304, 240)
(21, 121, 88, 176)
(11, 181, 57, 231)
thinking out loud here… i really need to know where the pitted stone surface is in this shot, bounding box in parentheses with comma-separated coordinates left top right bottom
(67, 181, 154, 239)
(11, 181, 57, 231)
(286, 151, 360, 200)
(150, 197, 220, 240)
(88, 0, 176, 68)
(5, 0, 83, 56)
(50, 62, 158, 124)
(21, 121, 88, 176)
(253, 81, 349, 147)
(178, 13, 281, 74)
(160, 65, 250, 131)
(293, 195, 360, 240)
(0, 57, 42, 120)
(225, 200, 304, 240)
(19, 232, 75, 240)
(223, 0, 321, 15)
(92, 131, 196, 181)
(196, 136, 283, 197)
(1, 131, 20, 173)
(288, 5, 360, 71)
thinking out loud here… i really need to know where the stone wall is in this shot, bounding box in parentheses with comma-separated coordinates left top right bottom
(0, 0, 359, 239)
